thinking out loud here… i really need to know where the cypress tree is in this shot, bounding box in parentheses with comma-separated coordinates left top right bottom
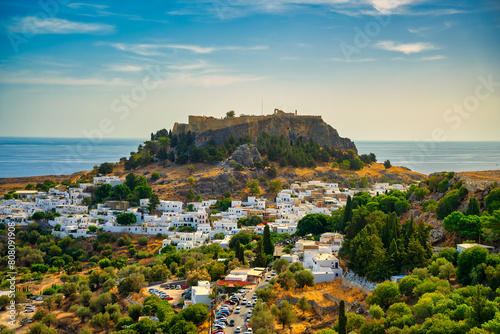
(338, 300, 347, 334)
(263, 224, 274, 256)
(342, 196, 353, 232)
(465, 197, 481, 216)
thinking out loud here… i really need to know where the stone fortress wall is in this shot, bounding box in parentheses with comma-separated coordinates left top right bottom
(173, 109, 322, 135)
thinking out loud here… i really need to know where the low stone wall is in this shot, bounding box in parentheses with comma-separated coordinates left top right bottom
(339, 277, 371, 295)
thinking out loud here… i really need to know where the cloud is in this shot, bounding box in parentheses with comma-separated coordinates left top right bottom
(0, 72, 131, 86)
(167, 61, 210, 70)
(108, 43, 268, 56)
(8, 17, 115, 35)
(374, 41, 436, 54)
(167, 72, 265, 87)
(418, 55, 446, 61)
(172, 0, 466, 18)
(330, 57, 375, 62)
(67, 3, 109, 10)
(105, 65, 144, 72)
(370, 0, 423, 13)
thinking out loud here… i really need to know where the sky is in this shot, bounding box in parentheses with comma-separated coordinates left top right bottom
(0, 0, 499, 142)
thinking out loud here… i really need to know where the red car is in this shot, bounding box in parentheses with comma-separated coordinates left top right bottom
(182, 285, 187, 289)
(165, 296, 173, 300)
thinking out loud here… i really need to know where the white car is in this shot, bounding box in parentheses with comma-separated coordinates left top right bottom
(241, 298, 247, 304)
(235, 307, 241, 314)
(246, 301, 252, 307)
(235, 327, 242, 334)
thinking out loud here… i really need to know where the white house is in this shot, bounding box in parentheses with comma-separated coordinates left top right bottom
(191, 281, 211, 306)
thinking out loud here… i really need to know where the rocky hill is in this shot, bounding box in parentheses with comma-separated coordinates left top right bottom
(173, 109, 357, 152)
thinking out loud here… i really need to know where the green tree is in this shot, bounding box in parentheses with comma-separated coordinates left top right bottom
(98, 162, 114, 175)
(366, 281, 401, 310)
(76, 306, 90, 323)
(273, 258, 290, 274)
(128, 304, 143, 322)
(246, 180, 260, 196)
(457, 246, 489, 284)
(384, 160, 392, 169)
(296, 296, 311, 315)
(271, 300, 297, 330)
(338, 299, 347, 334)
(42, 314, 57, 327)
(117, 212, 137, 225)
(178, 304, 208, 325)
(89, 312, 111, 331)
(466, 197, 481, 216)
(113, 184, 130, 200)
(32, 211, 46, 222)
(148, 192, 160, 213)
(485, 187, 500, 213)
(226, 110, 235, 118)
(263, 224, 274, 256)
(294, 270, 315, 289)
(297, 213, 332, 236)
(151, 172, 160, 181)
(269, 179, 282, 194)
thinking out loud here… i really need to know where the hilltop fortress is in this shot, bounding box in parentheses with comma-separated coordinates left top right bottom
(173, 109, 357, 153)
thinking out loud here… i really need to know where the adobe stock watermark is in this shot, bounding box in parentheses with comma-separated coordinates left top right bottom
(8, 0, 70, 53)
(340, 12, 391, 61)
(6, 221, 17, 326)
(402, 74, 499, 170)
(51, 65, 168, 176)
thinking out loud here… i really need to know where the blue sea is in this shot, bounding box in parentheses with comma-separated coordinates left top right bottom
(0, 138, 498, 178)
(0, 137, 144, 178)
(356, 141, 500, 175)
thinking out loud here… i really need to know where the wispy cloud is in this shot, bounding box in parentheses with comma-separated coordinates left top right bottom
(8, 17, 115, 35)
(330, 57, 375, 62)
(173, 0, 463, 19)
(105, 65, 144, 72)
(67, 3, 109, 10)
(391, 55, 446, 61)
(0, 72, 130, 86)
(418, 55, 446, 61)
(167, 72, 265, 87)
(167, 61, 211, 70)
(108, 43, 268, 56)
(374, 41, 436, 54)
(280, 56, 300, 61)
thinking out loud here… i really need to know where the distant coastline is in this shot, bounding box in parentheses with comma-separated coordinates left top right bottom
(0, 137, 498, 178)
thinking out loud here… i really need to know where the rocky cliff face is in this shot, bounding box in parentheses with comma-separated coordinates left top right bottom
(191, 114, 357, 153)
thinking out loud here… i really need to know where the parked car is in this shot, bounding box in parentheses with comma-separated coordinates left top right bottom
(176, 285, 181, 290)
(235, 327, 242, 333)
(170, 285, 175, 289)
(246, 301, 252, 307)
(235, 307, 241, 314)
(165, 285, 170, 289)
(182, 285, 187, 289)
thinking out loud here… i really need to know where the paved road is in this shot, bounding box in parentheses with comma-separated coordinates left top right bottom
(222, 271, 272, 334)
